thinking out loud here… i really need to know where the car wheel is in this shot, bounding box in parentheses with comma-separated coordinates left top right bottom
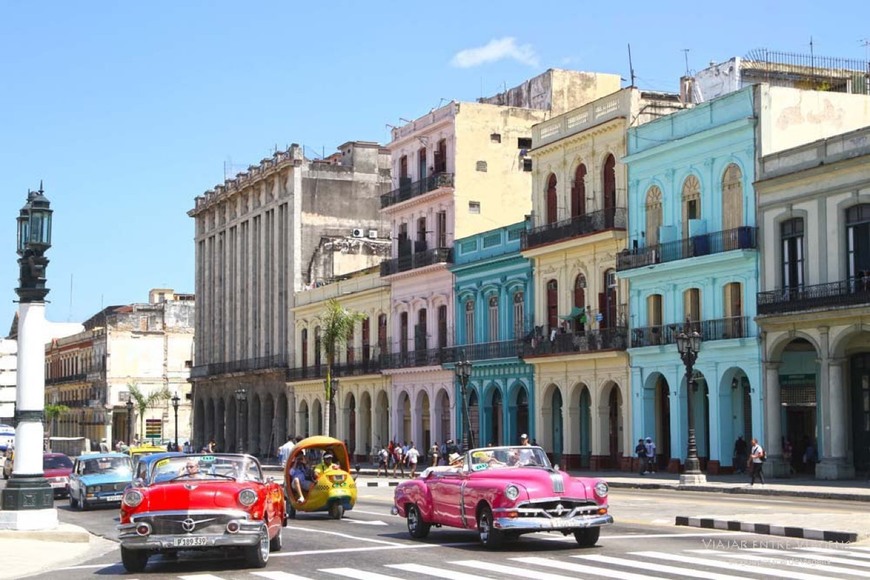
(477, 505, 503, 549)
(574, 527, 600, 548)
(79, 492, 88, 511)
(406, 504, 430, 539)
(269, 527, 283, 552)
(287, 504, 296, 519)
(244, 523, 270, 568)
(329, 502, 344, 520)
(120, 546, 149, 573)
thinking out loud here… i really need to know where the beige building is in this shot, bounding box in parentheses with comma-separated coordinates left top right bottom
(291, 268, 391, 461)
(44, 289, 194, 449)
(189, 142, 390, 455)
(522, 87, 684, 469)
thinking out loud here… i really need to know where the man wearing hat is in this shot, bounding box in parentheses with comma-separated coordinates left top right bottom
(448, 452, 463, 468)
(315, 450, 339, 476)
(518, 433, 533, 465)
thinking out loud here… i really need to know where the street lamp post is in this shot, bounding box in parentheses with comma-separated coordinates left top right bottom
(676, 329, 706, 485)
(454, 355, 474, 452)
(171, 392, 180, 452)
(1, 185, 56, 529)
(125, 399, 134, 447)
(235, 387, 247, 454)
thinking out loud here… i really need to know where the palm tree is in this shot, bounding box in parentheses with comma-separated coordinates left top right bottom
(320, 298, 365, 438)
(44, 404, 69, 451)
(127, 383, 170, 443)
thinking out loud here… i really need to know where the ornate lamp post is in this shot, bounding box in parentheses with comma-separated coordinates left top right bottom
(454, 355, 474, 452)
(171, 392, 180, 452)
(235, 387, 247, 453)
(125, 398, 134, 447)
(676, 329, 706, 485)
(1, 185, 56, 529)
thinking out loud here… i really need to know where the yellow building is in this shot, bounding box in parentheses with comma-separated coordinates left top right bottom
(522, 88, 683, 470)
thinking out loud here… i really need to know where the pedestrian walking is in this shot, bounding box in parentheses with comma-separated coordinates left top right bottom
(278, 435, 296, 468)
(376, 445, 389, 477)
(733, 435, 748, 474)
(749, 437, 765, 486)
(392, 444, 405, 477)
(406, 442, 420, 478)
(644, 437, 657, 474)
(635, 438, 647, 475)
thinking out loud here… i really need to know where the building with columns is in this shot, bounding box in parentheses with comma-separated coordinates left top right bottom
(188, 142, 391, 455)
(756, 124, 870, 480)
(522, 87, 684, 470)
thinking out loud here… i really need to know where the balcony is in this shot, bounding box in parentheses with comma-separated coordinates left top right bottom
(440, 340, 523, 364)
(522, 207, 627, 250)
(631, 316, 751, 347)
(286, 347, 386, 381)
(190, 354, 287, 379)
(380, 247, 453, 277)
(380, 172, 455, 209)
(757, 278, 870, 315)
(381, 347, 449, 370)
(520, 327, 628, 357)
(617, 226, 757, 271)
(45, 373, 88, 386)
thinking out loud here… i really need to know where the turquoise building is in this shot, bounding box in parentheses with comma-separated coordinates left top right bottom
(448, 222, 535, 447)
(618, 87, 762, 473)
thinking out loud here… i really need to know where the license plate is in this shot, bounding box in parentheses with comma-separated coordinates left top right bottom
(174, 536, 208, 547)
(104, 495, 123, 501)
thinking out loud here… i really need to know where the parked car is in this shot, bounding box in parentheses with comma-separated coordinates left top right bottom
(117, 453, 286, 573)
(43, 452, 74, 498)
(392, 445, 613, 548)
(282, 435, 357, 520)
(68, 452, 133, 510)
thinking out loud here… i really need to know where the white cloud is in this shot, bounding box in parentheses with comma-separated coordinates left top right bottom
(451, 37, 539, 68)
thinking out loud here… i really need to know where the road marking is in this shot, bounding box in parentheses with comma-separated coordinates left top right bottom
(351, 508, 394, 516)
(252, 571, 316, 579)
(452, 559, 582, 580)
(796, 547, 870, 560)
(388, 562, 496, 579)
(513, 556, 665, 580)
(179, 575, 226, 580)
(320, 567, 404, 579)
(707, 549, 870, 577)
(269, 543, 439, 558)
(344, 517, 388, 526)
(747, 547, 870, 568)
(606, 531, 754, 539)
(575, 553, 747, 580)
(633, 549, 836, 580)
(283, 525, 402, 545)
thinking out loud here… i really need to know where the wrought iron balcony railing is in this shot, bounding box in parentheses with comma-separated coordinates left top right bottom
(630, 316, 751, 347)
(520, 327, 629, 357)
(380, 172, 455, 209)
(616, 226, 757, 271)
(440, 340, 524, 364)
(757, 278, 870, 314)
(522, 207, 627, 250)
(45, 373, 89, 385)
(286, 347, 386, 381)
(190, 354, 287, 379)
(380, 247, 453, 277)
(381, 347, 448, 369)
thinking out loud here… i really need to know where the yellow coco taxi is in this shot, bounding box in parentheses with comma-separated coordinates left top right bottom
(282, 436, 357, 519)
(128, 444, 170, 465)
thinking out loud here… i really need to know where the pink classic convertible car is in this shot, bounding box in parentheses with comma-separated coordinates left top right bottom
(392, 445, 612, 548)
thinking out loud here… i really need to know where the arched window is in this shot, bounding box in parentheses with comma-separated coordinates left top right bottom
(722, 164, 743, 231)
(600, 270, 617, 329)
(683, 288, 701, 328)
(546, 280, 558, 333)
(314, 326, 322, 369)
(645, 186, 663, 247)
(301, 328, 308, 369)
(465, 300, 475, 344)
(781, 218, 804, 289)
(723, 282, 743, 338)
(682, 175, 701, 239)
(573, 275, 587, 333)
(603, 154, 616, 210)
(513, 291, 525, 338)
(488, 296, 499, 341)
(545, 174, 558, 224)
(571, 164, 587, 217)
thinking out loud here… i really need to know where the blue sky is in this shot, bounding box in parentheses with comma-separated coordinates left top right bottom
(1, 1, 867, 329)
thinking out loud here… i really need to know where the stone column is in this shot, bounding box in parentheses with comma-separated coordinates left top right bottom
(817, 358, 855, 479)
(764, 362, 787, 477)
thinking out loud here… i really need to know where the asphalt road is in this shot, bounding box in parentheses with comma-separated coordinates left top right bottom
(20, 482, 870, 579)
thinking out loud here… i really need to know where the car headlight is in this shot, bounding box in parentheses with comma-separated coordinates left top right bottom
(238, 489, 257, 506)
(123, 490, 143, 508)
(504, 484, 520, 501)
(594, 481, 609, 498)
(91, 485, 101, 493)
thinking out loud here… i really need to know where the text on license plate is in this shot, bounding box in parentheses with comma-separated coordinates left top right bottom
(104, 495, 123, 501)
(174, 536, 208, 547)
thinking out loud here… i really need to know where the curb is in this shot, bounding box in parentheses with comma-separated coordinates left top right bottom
(0, 524, 90, 543)
(362, 480, 400, 487)
(675, 516, 858, 543)
(607, 480, 870, 502)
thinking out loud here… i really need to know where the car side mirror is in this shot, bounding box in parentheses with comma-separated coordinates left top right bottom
(553, 464, 560, 472)
(133, 477, 145, 487)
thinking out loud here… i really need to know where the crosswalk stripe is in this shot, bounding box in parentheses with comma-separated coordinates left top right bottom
(320, 567, 404, 580)
(575, 553, 747, 580)
(453, 559, 577, 580)
(512, 556, 670, 580)
(701, 550, 870, 578)
(743, 548, 870, 569)
(632, 550, 835, 580)
(252, 571, 316, 580)
(388, 563, 498, 579)
(795, 547, 870, 560)
(179, 575, 226, 580)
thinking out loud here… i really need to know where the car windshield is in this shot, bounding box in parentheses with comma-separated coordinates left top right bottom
(468, 446, 551, 471)
(44, 455, 73, 470)
(83, 457, 132, 476)
(149, 454, 262, 484)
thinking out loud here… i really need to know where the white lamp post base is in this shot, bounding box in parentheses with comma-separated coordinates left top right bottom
(0, 507, 58, 531)
(679, 473, 708, 486)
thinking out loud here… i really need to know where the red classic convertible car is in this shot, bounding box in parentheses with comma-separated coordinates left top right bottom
(117, 453, 286, 572)
(392, 445, 613, 548)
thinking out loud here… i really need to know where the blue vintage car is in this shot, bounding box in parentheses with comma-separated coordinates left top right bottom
(68, 452, 133, 510)
(131, 451, 185, 485)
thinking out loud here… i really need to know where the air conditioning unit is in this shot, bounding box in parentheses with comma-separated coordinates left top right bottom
(367, 229, 378, 239)
(351, 228, 365, 238)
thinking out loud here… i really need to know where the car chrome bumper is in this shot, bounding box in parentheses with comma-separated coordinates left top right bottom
(493, 513, 614, 531)
(118, 521, 263, 550)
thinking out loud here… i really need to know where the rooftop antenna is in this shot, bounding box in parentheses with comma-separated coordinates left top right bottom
(627, 44, 636, 87)
(682, 48, 691, 76)
(860, 38, 869, 62)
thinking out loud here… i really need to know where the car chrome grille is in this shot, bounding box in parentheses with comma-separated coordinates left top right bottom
(135, 513, 240, 535)
(518, 499, 598, 518)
